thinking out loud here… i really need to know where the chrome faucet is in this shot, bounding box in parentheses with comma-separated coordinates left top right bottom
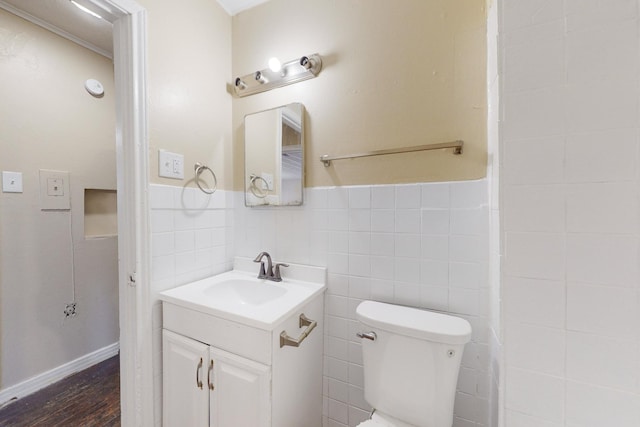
(253, 252, 288, 282)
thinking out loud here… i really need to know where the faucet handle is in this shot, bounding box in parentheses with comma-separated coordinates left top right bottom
(273, 263, 289, 281)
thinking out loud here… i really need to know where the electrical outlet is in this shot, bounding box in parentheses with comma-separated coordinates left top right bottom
(64, 302, 77, 318)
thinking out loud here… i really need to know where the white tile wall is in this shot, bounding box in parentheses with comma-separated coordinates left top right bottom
(234, 180, 491, 427)
(501, 1, 640, 426)
(149, 184, 234, 426)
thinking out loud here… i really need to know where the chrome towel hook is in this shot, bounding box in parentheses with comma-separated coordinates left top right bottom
(194, 163, 217, 194)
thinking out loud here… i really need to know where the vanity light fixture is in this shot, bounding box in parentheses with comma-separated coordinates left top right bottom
(233, 53, 322, 97)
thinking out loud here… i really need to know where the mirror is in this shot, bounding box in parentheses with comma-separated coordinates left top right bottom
(244, 103, 304, 206)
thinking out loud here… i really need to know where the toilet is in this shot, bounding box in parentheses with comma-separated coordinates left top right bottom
(355, 300, 472, 427)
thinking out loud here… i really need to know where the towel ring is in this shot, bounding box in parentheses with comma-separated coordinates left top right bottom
(249, 174, 269, 199)
(194, 163, 217, 194)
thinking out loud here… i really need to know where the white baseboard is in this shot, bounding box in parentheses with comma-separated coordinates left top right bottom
(0, 342, 119, 407)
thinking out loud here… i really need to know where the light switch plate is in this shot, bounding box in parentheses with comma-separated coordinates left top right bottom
(39, 170, 70, 210)
(2, 171, 23, 193)
(158, 150, 184, 179)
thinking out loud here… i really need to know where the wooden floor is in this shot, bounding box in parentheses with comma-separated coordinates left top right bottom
(0, 355, 120, 427)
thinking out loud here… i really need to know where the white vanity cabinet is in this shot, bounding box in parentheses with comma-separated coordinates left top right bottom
(161, 284, 324, 427)
(163, 330, 270, 427)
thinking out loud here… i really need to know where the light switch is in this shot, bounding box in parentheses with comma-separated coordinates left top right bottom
(2, 171, 23, 193)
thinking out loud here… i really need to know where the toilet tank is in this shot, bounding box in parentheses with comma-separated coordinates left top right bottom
(356, 301, 472, 427)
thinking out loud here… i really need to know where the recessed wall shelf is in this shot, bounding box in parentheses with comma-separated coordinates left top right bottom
(320, 140, 464, 167)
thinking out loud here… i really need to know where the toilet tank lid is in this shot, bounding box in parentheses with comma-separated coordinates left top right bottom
(356, 301, 472, 345)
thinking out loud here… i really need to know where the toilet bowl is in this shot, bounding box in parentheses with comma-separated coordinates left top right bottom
(354, 301, 472, 427)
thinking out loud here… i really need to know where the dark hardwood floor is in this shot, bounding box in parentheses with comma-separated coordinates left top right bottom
(0, 355, 120, 427)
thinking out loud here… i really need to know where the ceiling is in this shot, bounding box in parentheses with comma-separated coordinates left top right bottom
(0, 0, 269, 59)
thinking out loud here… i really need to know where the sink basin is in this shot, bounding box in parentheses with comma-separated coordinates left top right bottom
(159, 258, 326, 330)
(202, 279, 287, 306)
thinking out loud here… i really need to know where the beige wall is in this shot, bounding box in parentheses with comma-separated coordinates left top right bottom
(139, 0, 233, 189)
(0, 10, 118, 388)
(232, 0, 487, 189)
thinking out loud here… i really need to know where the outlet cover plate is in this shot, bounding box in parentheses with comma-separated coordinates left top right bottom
(39, 170, 70, 210)
(158, 150, 184, 179)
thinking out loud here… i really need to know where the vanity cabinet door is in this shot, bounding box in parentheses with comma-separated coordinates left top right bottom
(209, 347, 271, 427)
(163, 330, 210, 427)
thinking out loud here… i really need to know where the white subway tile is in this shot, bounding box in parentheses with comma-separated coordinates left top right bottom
(348, 254, 370, 277)
(174, 230, 195, 253)
(327, 210, 349, 231)
(565, 129, 638, 183)
(371, 209, 395, 232)
(565, 0, 637, 32)
(394, 257, 420, 283)
(505, 410, 564, 427)
(349, 209, 371, 232)
(566, 331, 639, 392)
(395, 209, 421, 233)
(504, 34, 564, 93)
(504, 232, 565, 280)
(175, 186, 195, 210)
(421, 209, 450, 234)
(370, 233, 394, 256)
(395, 234, 421, 257)
(450, 207, 489, 236)
(505, 368, 565, 423)
(566, 380, 640, 427)
(393, 283, 420, 307)
(348, 276, 371, 300)
(504, 277, 565, 328)
(421, 235, 449, 261)
(503, 88, 565, 141)
(505, 322, 566, 376)
(449, 288, 480, 316)
(328, 253, 349, 275)
(566, 183, 638, 234)
(370, 256, 395, 280)
(151, 210, 174, 233)
(328, 187, 349, 209)
(567, 283, 639, 340)
(450, 180, 488, 209)
(371, 185, 395, 209)
(450, 235, 484, 263)
(395, 184, 421, 209)
(369, 279, 394, 303)
(502, 0, 563, 32)
(419, 286, 449, 312)
(449, 262, 481, 289)
(503, 137, 565, 185)
(329, 231, 349, 253)
(504, 185, 565, 232)
(152, 232, 174, 257)
(421, 183, 450, 208)
(420, 260, 449, 287)
(566, 234, 639, 286)
(328, 398, 349, 424)
(566, 80, 638, 133)
(149, 185, 175, 209)
(348, 187, 370, 209)
(306, 187, 328, 209)
(348, 232, 370, 255)
(327, 378, 349, 403)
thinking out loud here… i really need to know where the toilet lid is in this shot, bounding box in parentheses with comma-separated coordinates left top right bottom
(357, 421, 383, 427)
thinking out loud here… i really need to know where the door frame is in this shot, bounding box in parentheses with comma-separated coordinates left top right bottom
(88, 0, 152, 425)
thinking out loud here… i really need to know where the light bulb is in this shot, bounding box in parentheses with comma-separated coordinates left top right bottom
(268, 57, 282, 73)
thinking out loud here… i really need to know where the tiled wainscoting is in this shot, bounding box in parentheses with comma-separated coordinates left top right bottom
(150, 179, 493, 427)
